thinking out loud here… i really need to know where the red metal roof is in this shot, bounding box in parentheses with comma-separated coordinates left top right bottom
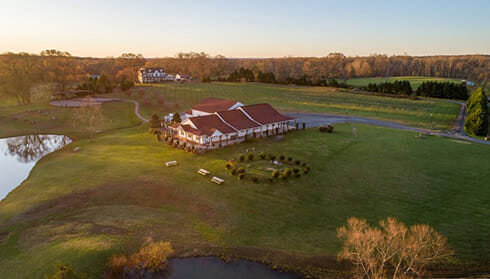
(239, 103, 295, 125)
(188, 114, 236, 136)
(191, 98, 239, 113)
(217, 110, 260, 130)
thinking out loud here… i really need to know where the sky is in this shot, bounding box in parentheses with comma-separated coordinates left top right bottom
(0, 0, 489, 58)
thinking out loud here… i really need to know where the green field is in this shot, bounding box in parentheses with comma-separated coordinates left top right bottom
(0, 124, 489, 278)
(345, 76, 462, 89)
(107, 82, 459, 131)
(0, 83, 488, 278)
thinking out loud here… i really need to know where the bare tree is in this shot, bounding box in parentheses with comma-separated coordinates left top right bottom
(72, 97, 104, 140)
(116, 53, 145, 83)
(0, 52, 42, 105)
(40, 49, 81, 91)
(337, 217, 453, 279)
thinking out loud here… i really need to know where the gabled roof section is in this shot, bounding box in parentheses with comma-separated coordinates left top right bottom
(217, 110, 260, 130)
(239, 103, 295, 125)
(191, 98, 240, 113)
(187, 114, 236, 136)
(140, 67, 165, 73)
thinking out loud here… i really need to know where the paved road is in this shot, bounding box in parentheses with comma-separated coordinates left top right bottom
(286, 112, 490, 145)
(121, 99, 148, 123)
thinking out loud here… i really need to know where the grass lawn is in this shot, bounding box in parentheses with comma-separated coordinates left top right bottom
(0, 100, 142, 139)
(344, 76, 462, 89)
(105, 82, 459, 131)
(0, 124, 489, 278)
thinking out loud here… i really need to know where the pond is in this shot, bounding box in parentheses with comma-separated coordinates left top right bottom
(161, 257, 302, 279)
(0, 135, 71, 201)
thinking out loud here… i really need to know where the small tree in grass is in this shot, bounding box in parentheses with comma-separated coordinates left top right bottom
(251, 176, 259, 183)
(72, 97, 104, 141)
(259, 152, 266, 159)
(272, 170, 280, 179)
(238, 173, 245, 180)
(465, 87, 488, 136)
(337, 217, 453, 279)
(238, 154, 245, 162)
(248, 153, 254, 161)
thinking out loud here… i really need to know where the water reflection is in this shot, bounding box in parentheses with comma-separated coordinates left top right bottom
(0, 135, 70, 200)
(161, 257, 302, 279)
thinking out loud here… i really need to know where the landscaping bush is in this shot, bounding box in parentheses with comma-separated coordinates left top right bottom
(238, 154, 245, 162)
(272, 170, 280, 179)
(279, 155, 285, 161)
(268, 153, 274, 160)
(295, 160, 301, 165)
(185, 146, 192, 152)
(230, 168, 238, 176)
(319, 124, 334, 133)
(225, 162, 232, 170)
(248, 153, 254, 161)
(267, 177, 274, 183)
(295, 173, 301, 178)
(237, 167, 245, 174)
(287, 157, 292, 162)
(302, 162, 307, 167)
(283, 168, 292, 177)
(281, 175, 287, 180)
(259, 152, 266, 159)
(303, 168, 309, 174)
(293, 168, 300, 174)
(251, 176, 259, 183)
(238, 173, 245, 180)
(270, 155, 276, 161)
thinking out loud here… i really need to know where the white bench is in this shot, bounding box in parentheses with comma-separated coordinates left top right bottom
(197, 168, 210, 176)
(165, 160, 178, 167)
(211, 176, 224, 184)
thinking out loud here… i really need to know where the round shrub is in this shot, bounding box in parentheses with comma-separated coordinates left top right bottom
(238, 154, 245, 162)
(251, 176, 259, 183)
(302, 162, 307, 167)
(287, 157, 292, 162)
(238, 173, 245, 180)
(248, 153, 254, 161)
(283, 168, 292, 177)
(270, 155, 276, 161)
(279, 155, 285, 161)
(281, 175, 287, 180)
(295, 173, 301, 178)
(295, 160, 301, 165)
(267, 177, 274, 183)
(230, 168, 238, 176)
(293, 168, 300, 174)
(225, 162, 232, 170)
(259, 152, 266, 159)
(237, 167, 245, 174)
(272, 170, 280, 179)
(303, 167, 309, 174)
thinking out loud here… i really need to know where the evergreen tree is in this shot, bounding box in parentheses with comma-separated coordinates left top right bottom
(149, 113, 161, 129)
(465, 87, 488, 136)
(172, 112, 182, 124)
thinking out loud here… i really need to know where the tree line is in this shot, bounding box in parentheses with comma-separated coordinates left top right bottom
(416, 81, 468, 100)
(365, 81, 413, 96)
(1, 50, 488, 105)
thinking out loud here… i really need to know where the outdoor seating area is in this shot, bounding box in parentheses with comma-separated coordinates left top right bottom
(211, 176, 224, 184)
(197, 168, 210, 176)
(165, 160, 178, 167)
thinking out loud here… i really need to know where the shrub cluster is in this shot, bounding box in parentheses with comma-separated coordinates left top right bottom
(416, 81, 468, 100)
(319, 124, 334, 133)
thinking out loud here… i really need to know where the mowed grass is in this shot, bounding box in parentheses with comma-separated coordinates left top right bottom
(106, 82, 459, 131)
(0, 124, 489, 278)
(345, 76, 462, 89)
(0, 100, 142, 139)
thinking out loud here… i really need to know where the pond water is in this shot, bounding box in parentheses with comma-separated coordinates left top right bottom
(161, 257, 302, 279)
(0, 135, 71, 201)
